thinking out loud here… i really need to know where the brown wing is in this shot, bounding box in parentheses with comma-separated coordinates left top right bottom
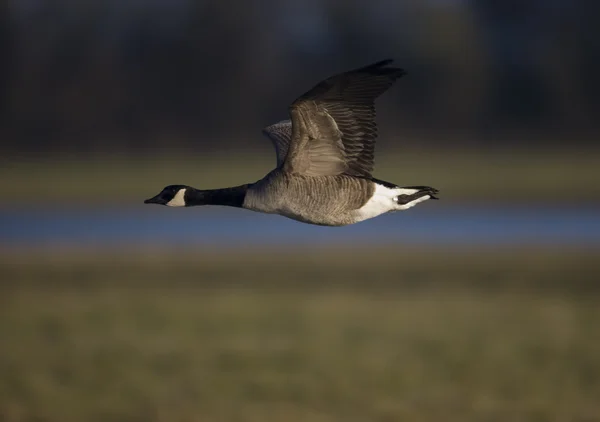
(283, 59, 406, 177)
(262, 120, 292, 167)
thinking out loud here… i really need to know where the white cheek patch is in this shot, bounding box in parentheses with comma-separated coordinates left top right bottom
(166, 188, 187, 207)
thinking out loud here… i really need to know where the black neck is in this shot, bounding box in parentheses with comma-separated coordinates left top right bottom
(184, 184, 248, 208)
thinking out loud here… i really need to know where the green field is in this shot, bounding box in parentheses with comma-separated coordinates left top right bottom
(2, 148, 600, 204)
(1, 248, 599, 422)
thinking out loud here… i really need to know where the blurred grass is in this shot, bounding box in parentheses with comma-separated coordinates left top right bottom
(1, 247, 599, 422)
(2, 147, 600, 204)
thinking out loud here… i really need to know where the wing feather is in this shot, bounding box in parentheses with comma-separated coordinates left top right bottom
(283, 60, 405, 177)
(262, 120, 292, 167)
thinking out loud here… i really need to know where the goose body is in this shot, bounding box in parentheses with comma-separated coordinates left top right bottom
(145, 59, 438, 226)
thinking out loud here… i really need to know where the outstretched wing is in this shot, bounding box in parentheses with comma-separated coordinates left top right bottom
(283, 59, 405, 177)
(262, 120, 292, 167)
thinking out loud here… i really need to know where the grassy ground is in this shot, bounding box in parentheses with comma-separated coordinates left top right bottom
(2, 148, 600, 204)
(1, 247, 599, 422)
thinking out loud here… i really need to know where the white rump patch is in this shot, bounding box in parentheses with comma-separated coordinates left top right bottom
(166, 188, 187, 207)
(354, 184, 430, 222)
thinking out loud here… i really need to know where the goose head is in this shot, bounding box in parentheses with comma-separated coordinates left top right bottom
(144, 185, 189, 207)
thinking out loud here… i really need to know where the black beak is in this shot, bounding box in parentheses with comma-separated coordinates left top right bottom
(144, 194, 166, 205)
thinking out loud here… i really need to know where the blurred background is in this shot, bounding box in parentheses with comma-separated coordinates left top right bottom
(1, 1, 599, 421)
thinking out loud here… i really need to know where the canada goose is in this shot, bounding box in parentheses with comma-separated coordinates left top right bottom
(144, 59, 438, 226)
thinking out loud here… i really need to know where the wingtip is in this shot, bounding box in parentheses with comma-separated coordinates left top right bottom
(359, 59, 394, 71)
(262, 119, 291, 133)
(374, 58, 394, 67)
(366, 59, 406, 78)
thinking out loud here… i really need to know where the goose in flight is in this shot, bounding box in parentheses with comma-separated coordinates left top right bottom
(144, 59, 438, 226)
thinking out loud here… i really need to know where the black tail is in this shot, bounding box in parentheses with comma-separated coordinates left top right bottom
(401, 186, 440, 201)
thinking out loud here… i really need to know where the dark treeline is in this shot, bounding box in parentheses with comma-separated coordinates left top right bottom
(2, 0, 599, 155)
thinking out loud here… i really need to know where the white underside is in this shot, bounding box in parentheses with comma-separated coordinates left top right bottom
(353, 184, 430, 222)
(166, 188, 187, 207)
